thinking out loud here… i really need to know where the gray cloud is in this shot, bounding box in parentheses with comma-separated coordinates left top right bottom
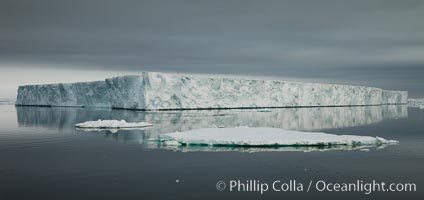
(0, 0, 423, 97)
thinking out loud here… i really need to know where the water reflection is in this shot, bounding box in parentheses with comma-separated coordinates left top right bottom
(153, 143, 391, 153)
(85, 130, 149, 144)
(17, 105, 407, 143)
(17, 105, 407, 132)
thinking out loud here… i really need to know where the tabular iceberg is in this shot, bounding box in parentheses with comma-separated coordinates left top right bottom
(16, 72, 408, 110)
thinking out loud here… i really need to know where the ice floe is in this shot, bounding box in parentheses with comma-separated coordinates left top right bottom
(75, 119, 153, 132)
(160, 127, 398, 147)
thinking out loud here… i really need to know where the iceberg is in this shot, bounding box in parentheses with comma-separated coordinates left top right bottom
(407, 98, 424, 109)
(75, 119, 153, 131)
(16, 72, 407, 110)
(160, 127, 398, 147)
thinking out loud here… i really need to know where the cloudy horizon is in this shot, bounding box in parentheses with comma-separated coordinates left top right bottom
(1, 0, 423, 98)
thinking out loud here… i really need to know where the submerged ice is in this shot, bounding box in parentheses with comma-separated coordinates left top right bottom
(16, 72, 407, 110)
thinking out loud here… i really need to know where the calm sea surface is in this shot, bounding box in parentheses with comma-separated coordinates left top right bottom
(0, 105, 423, 199)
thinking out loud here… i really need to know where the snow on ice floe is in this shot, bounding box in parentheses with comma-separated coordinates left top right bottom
(75, 120, 153, 132)
(160, 127, 398, 147)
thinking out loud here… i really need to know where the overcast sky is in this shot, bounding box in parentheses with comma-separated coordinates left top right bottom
(1, 0, 423, 98)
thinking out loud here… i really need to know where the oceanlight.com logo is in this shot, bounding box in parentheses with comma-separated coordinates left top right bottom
(216, 180, 417, 195)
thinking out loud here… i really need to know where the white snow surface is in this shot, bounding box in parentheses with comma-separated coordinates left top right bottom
(16, 72, 407, 110)
(75, 119, 153, 129)
(162, 127, 398, 147)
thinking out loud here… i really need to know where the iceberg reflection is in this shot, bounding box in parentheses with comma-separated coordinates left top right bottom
(16, 105, 407, 152)
(152, 144, 390, 153)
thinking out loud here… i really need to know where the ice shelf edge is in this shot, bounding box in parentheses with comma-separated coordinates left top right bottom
(15, 72, 408, 110)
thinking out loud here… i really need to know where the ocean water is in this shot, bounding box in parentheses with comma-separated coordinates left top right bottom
(0, 105, 423, 199)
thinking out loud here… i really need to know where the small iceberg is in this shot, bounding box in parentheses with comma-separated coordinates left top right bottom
(160, 127, 398, 147)
(75, 119, 153, 132)
(408, 98, 424, 109)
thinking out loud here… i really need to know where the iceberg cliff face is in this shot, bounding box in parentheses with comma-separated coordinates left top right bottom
(16, 72, 408, 110)
(407, 98, 424, 108)
(105, 76, 146, 109)
(16, 81, 111, 108)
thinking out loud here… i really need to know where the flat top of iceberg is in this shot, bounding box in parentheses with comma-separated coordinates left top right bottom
(75, 119, 153, 129)
(162, 127, 398, 147)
